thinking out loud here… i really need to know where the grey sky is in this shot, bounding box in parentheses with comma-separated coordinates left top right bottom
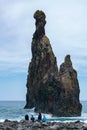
(0, 0, 87, 100)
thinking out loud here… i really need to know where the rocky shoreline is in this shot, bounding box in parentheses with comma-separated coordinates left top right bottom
(0, 119, 87, 130)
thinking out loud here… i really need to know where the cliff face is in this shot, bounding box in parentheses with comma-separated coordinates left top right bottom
(24, 10, 82, 116)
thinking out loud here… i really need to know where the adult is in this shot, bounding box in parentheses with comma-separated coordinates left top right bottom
(25, 114, 29, 120)
(38, 112, 42, 121)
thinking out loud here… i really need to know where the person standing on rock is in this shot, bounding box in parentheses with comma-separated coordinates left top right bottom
(38, 112, 42, 121)
(25, 114, 29, 120)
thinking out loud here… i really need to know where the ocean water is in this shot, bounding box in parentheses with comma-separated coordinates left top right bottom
(0, 101, 87, 122)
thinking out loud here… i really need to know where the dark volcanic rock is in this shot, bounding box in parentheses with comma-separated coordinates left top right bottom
(0, 120, 86, 130)
(24, 10, 61, 114)
(33, 10, 46, 39)
(58, 55, 82, 116)
(24, 10, 82, 116)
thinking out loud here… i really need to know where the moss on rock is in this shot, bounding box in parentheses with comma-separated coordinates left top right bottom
(34, 10, 46, 20)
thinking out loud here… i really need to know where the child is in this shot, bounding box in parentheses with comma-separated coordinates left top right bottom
(31, 115, 35, 122)
(42, 115, 47, 122)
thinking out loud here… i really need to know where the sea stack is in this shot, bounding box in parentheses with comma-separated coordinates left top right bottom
(24, 10, 82, 116)
(58, 55, 82, 116)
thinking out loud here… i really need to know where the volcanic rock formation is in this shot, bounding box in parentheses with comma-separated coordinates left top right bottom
(24, 10, 82, 116)
(58, 55, 82, 116)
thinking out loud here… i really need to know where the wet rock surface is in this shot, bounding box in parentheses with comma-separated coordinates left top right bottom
(0, 120, 87, 130)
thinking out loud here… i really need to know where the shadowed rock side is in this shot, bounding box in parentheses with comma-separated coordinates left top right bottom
(24, 10, 82, 116)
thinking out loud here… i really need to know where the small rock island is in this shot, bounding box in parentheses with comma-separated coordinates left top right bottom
(24, 10, 82, 116)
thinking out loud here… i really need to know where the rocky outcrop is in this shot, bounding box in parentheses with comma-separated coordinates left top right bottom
(58, 55, 82, 116)
(24, 10, 82, 116)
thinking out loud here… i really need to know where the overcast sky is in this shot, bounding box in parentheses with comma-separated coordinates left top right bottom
(0, 0, 87, 101)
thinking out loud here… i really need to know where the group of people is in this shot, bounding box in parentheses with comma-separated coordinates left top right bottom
(25, 112, 46, 122)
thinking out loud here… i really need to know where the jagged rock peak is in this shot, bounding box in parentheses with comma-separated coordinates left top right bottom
(33, 10, 46, 39)
(24, 10, 82, 117)
(24, 10, 59, 114)
(34, 10, 46, 20)
(59, 55, 73, 75)
(65, 55, 72, 67)
(59, 55, 82, 116)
